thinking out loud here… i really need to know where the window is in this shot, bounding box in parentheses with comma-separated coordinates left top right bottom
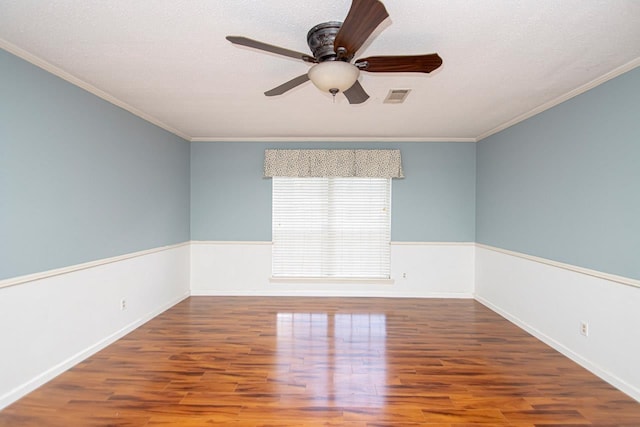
(272, 176, 391, 279)
(265, 148, 402, 279)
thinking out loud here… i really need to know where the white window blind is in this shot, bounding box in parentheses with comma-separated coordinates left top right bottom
(272, 176, 391, 279)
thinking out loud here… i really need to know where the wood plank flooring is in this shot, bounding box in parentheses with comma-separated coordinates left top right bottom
(1, 297, 639, 426)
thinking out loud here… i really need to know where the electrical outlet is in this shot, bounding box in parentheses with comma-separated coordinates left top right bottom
(580, 321, 589, 337)
(402, 272, 407, 279)
(120, 298, 127, 311)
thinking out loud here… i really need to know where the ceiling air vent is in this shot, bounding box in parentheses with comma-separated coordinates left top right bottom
(384, 89, 411, 104)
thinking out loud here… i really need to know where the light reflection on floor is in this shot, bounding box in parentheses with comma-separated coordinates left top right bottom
(276, 312, 387, 407)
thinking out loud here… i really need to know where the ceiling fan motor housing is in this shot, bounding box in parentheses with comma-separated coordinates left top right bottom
(307, 21, 343, 62)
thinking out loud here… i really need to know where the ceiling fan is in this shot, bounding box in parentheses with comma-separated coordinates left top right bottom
(226, 0, 442, 104)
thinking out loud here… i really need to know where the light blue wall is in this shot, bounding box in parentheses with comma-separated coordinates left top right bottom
(476, 67, 640, 280)
(7, 43, 634, 282)
(191, 141, 476, 242)
(0, 49, 190, 280)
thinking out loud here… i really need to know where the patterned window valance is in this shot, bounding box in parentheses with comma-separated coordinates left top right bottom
(264, 149, 404, 178)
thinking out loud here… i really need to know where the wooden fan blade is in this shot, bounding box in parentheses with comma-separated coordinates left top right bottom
(226, 36, 316, 63)
(356, 54, 443, 73)
(264, 74, 310, 96)
(333, 0, 389, 58)
(343, 80, 369, 104)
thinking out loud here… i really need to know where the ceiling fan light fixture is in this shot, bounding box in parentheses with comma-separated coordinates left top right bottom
(308, 61, 360, 94)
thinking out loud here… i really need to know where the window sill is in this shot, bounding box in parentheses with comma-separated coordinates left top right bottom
(269, 277, 394, 285)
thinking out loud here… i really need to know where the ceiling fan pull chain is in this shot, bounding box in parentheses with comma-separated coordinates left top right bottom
(330, 88, 339, 103)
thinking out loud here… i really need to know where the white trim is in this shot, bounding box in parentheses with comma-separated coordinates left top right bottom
(474, 295, 640, 402)
(269, 277, 394, 285)
(190, 137, 477, 143)
(476, 243, 640, 289)
(4, 37, 638, 145)
(0, 291, 190, 410)
(0, 38, 190, 141)
(391, 241, 475, 246)
(0, 242, 191, 290)
(476, 57, 640, 141)
(192, 241, 474, 246)
(1, 241, 475, 290)
(10, 241, 630, 292)
(191, 289, 473, 298)
(190, 240, 272, 245)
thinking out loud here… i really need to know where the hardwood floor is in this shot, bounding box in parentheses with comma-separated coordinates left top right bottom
(1, 297, 639, 426)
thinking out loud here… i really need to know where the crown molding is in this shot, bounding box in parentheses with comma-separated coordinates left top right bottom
(476, 57, 640, 142)
(4, 37, 638, 145)
(190, 136, 477, 143)
(1, 39, 190, 142)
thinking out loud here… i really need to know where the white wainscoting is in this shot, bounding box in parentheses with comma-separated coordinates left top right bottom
(0, 243, 191, 410)
(8, 241, 637, 408)
(190, 241, 475, 298)
(475, 244, 640, 402)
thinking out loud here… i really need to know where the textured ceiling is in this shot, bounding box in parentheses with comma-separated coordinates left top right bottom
(1, 0, 639, 141)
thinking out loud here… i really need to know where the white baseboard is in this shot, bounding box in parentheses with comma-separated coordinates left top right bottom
(474, 245, 640, 402)
(0, 244, 191, 410)
(0, 292, 189, 410)
(475, 295, 640, 402)
(191, 289, 473, 298)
